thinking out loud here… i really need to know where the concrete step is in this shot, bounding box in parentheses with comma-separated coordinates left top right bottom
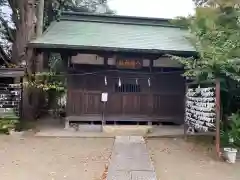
(103, 125, 152, 135)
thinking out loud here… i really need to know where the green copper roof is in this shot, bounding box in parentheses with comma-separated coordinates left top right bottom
(29, 12, 195, 53)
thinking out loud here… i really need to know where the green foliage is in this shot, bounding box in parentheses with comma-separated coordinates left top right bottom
(172, 0, 240, 117)
(25, 53, 66, 93)
(173, 3, 240, 81)
(48, 53, 64, 72)
(46, 0, 111, 27)
(25, 53, 66, 119)
(220, 129, 230, 147)
(26, 71, 66, 92)
(193, 0, 240, 7)
(34, 52, 66, 92)
(170, 16, 192, 29)
(0, 109, 19, 133)
(193, 0, 208, 6)
(228, 113, 240, 144)
(0, 0, 114, 58)
(221, 112, 240, 147)
(0, 118, 18, 131)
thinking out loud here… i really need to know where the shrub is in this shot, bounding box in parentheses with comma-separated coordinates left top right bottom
(221, 112, 240, 148)
(0, 109, 19, 134)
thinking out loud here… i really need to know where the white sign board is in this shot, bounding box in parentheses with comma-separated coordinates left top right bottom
(101, 92, 108, 102)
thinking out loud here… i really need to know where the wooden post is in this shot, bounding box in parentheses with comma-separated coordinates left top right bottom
(101, 56, 108, 128)
(60, 52, 72, 118)
(148, 58, 153, 125)
(215, 78, 221, 159)
(102, 101, 106, 126)
(184, 83, 188, 140)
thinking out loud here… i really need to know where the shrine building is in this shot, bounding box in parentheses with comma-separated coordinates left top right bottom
(29, 12, 196, 127)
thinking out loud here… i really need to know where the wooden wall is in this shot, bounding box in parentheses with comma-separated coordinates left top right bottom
(71, 54, 182, 67)
(67, 66, 185, 124)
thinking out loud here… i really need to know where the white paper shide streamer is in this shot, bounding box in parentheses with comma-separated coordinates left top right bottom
(104, 76, 107, 86)
(118, 77, 121, 87)
(148, 78, 151, 87)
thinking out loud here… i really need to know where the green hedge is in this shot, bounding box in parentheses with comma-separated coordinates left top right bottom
(0, 109, 19, 133)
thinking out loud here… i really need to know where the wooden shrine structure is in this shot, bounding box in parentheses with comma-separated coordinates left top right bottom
(29, 12, 196, 126)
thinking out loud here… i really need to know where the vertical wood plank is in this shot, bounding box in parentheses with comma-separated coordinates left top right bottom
(215, 78, 221, 159)
(184, 83, 188, 140)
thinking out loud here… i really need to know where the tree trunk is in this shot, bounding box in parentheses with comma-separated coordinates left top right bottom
(36, 0, 44, 72)
(36, 0, 44, 37)
(11, 0, 36, 65)
(16, 0, 37, 120)
(45, 0, 54, 28)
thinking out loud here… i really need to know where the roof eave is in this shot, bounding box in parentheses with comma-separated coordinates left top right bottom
(29, 42, 197, 56)
(0, 68, 25, 77)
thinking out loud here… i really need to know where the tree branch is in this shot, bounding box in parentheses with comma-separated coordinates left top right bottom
(8, 0, 20, 28)
(0, 16, 14, 42)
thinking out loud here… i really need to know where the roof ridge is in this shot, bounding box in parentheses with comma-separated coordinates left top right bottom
(61, 11, 173, 21)
(60, 11, 180, 28)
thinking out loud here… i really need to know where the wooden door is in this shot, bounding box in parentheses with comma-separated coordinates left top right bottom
(67, 90, 102, 115)
(105, 74, 151, 116)
(122, 94, 140, 115)
(83, 91, 102, 114)
(122, 93, 150, 115)
(106, 93, 123, 115)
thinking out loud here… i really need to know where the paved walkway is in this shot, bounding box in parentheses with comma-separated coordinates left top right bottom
(107, 136, 157, 180)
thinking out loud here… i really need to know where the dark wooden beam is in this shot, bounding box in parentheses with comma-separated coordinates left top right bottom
(149, 58, 153, 72)
(30, 43, 198, 57)
(29, 48, 38, 74)
(60, 51, 72, 69)
(104, 56, 108, 67)
(42, 52, 49, 70)
(34, 47, 196, 58)
(215, 78, 221, 159)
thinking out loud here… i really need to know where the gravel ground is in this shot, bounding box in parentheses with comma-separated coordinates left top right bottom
(147, 138, 240, 180)
(0, 136, 113, 180)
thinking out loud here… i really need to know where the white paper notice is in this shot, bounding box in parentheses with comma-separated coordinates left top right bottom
(101, 92, 108, 102)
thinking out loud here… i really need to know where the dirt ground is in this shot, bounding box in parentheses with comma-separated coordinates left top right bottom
(0, 136, 113, 180)
(147, 138, 240, 180)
